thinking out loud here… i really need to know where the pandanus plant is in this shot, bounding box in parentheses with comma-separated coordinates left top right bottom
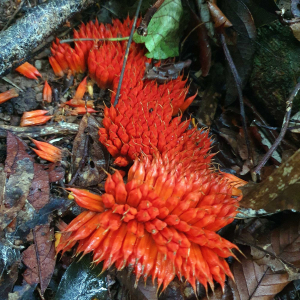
(52, 16, 245, 293)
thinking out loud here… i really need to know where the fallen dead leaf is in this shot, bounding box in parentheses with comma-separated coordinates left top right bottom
(229, 250, 290, 300)
(22, 225, 56, 295)
(241, 148, 300, 212)
(27, 163, 50, 211)
(245, 215, 300, 280)
(71, 114, 109, 187)
(0, 133, 35, 229)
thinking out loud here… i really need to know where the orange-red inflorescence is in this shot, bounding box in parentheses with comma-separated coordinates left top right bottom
(50, 17, 196, 166)
(54, 17, 245, 292)
(57, 148, 243, 292)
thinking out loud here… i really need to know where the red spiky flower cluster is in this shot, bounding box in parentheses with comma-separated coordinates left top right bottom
(50, 17, 196, 166)
(53, 17, 245, 292)
(58, 146, 243, 292)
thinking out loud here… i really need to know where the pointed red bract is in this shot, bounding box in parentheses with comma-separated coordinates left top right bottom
(16, 62, 42, 79)
(0, 89, 19, 104)
(31, 139, 61, 163)
(20, 110, 52, 127)
(43, 80, 52, 103)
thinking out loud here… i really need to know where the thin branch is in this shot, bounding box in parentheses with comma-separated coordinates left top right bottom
(0, 123, 79, 138)
(253, 81, 300, 177)
(219, 33, 253, 166)
(248, 267, 269, 300)
(113, 0, 143, 107)
(60, 37, 129, 43)
(244, 97, 297, 151)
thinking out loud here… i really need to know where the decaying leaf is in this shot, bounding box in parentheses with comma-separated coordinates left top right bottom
(54, 255, 108, 300)
(248, 216, 300, 280)
(207, 1, 233, 28)
(27, 164, 50, 211)
(22, 225, 56, 294)
(0, 242, 20, 299)
(71, 114, 108, 187)
(133, 0, 184, 59)
(0, 133, 35, 230)
(229, 250, 290, 300)
(241, 148, 300, 212)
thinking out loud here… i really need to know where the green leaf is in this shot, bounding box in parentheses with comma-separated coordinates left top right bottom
(54, 255, 108, 300)
(133, 0, 184, 59)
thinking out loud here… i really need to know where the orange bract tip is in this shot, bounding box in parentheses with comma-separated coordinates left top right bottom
(43, 80, 52, 103)
(0, 89, 19, 104)
(72, 107, 98, 115)
(20, 110, 52, 127)
(16, 62, 42, 79)
(221, 172, 247, 188)
(31, 138, 62, 162)
(74, 76, 88, 100)
(64, 99, 94, 108)
(49, 57, 64, 77)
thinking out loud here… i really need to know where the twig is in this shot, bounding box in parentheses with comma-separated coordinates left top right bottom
(67, 134, 89, 185)
(2, 0, 25, 31)
(244, 97, 297, 151)
(248, 267, 269, 300)
(0, 122, 79, 138)
(137, 0, 165, 36)
(60, 37, 129, 43)
(253, 82, 300, 178)
(113, 0, 143, 107)
(1, 76, 24, 92)
(219, 33, 253, 166)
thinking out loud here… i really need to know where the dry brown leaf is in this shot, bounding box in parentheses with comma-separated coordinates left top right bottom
(0, 133, 34, 230)
(248, 216, 300, 280)
(229, 252, 290, 300)
(71, 114, 109, 187)
(241, 148, 300, 212)
(46, 162, 65, 183)
(22, 225, 56, 295)
(27, 164, 50, 211)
